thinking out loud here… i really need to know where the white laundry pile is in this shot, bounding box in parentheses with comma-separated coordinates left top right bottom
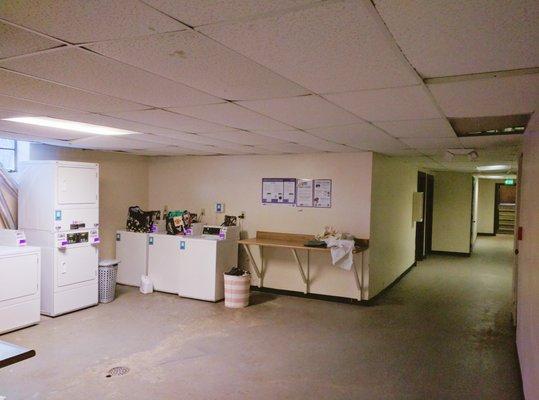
(315, 226, 355, 271)
(323, 237, 355, 270)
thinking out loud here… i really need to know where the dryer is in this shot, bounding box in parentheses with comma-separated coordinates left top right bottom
(18, 161, 99, 316)
(0, 246, 41, 334)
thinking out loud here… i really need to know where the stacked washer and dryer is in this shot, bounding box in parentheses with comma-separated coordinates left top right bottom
(17, 161, 100, 317)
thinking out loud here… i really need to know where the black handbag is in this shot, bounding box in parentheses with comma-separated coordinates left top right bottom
(126, 206, 159, 233)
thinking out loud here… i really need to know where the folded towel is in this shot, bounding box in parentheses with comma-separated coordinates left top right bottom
(323, 238, 355, 270)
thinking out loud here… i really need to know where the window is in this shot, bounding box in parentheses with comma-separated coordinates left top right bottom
(0, 139, 16, 172)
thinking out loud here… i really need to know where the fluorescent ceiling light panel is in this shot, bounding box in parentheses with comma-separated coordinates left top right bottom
(3, 116, 140, 135)
(476, 164, 511, 171)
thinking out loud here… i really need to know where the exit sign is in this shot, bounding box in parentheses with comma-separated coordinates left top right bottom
(505, 179, 515, 185)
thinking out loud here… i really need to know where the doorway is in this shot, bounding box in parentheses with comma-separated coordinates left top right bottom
(494, 183, 517, 235)
(415, 172, 434, 261)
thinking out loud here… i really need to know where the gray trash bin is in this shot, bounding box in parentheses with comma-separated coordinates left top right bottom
(98, 259, 120, 303)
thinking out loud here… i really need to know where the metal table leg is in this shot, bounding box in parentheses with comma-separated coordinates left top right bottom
(291, 248, 309, 293)
(242, 244, 262, 286)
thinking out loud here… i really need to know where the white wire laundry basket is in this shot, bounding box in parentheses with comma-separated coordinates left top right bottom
(98, 259, 119, 303)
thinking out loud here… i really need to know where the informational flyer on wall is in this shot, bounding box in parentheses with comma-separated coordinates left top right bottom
(296, 179, 314, 207)
(262, 178, 296, 204)
(313, 179, 332, 208)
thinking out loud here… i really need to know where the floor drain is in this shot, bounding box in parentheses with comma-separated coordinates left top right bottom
(106, 366, 129, 378)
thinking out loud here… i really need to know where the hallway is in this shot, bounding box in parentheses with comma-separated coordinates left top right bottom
(0, 236, 523, 399)
(372, 234, 522, 398)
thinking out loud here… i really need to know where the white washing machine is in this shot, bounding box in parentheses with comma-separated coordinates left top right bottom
(0, 246, 41, 334)
(147, 233, 181, 294)
(115, 230, 148, 287)
(178, 236, 238, 302)
(18, 161, 99, 316)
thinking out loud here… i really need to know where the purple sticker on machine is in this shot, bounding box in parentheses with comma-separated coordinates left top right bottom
(61, 241, 68, 246)
(93, 237, 100, 243)
(18, 239, 26, 245)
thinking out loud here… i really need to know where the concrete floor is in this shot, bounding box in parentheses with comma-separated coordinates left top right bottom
(0, 235, 523, 399)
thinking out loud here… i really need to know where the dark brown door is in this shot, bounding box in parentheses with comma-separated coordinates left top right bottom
(425, 174, 434, 254)
(415, 172, 427, 261)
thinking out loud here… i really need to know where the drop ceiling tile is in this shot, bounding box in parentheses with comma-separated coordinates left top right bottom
(374, 0, 539, 77)
(0, 0, 186, 43)
(383, 149, 424, 157)
(527, 113, 539, 132)
(0, 22, 63, 59)
(254, 129, 356, 152)
(0, 95, 86, 119)
(238, 95, 361, 129)
(131, 147, 216, 156)
(0, 48, 221, 107)
(401, 137, 463, 150)
(108, 109, 237, 133)
(254, 143, 320, 154)
(459, 134, 523, 149)
(428, 74, 539, 118)
(68, 136, 166, 151)
(0, 69, 147, 113)
(374, 118, 456, 138)
(144, 0, 318, 27)
(325, 85, 441, 122)
(252, 129, 313, 142)
(200, 0, 419, 93)
(307, 122, 405, 152)
(168, 103, 293, 131)
(201, 131, 287, 146)
(87, 30, 308, 100)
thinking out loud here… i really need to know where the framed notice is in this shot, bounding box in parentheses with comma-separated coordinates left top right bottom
(296, 179, 314, 207)
(313, 179, 332, 208)
(262, 178, 296, 204)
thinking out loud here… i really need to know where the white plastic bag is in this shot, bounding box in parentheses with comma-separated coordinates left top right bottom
(140, 275, 153, 294)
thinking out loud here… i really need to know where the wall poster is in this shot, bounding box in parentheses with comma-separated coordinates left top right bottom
(262, 178, 296, 204)
(296, 179, 314, 207)
(313, 179, 332, 208)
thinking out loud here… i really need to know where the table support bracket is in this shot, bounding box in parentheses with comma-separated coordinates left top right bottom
(291, 249, 309, 293)
(243, 244, 262, 285)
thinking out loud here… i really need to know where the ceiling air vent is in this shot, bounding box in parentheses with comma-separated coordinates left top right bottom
(448, 114, 530, 137)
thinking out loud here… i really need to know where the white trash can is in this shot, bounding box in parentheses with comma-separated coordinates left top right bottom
(224, 272, 251, 308)
(98, 259, 119, 303)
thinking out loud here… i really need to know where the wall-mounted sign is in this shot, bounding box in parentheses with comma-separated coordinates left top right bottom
(296, 179, 314, 207)
(504, 179, 515, 186)
(313, 179, 332, 208)
(262, 178, 296, 204)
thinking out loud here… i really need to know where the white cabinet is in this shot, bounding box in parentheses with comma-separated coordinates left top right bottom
(0, 246, 41, 334)
(116, 230, 148, 286)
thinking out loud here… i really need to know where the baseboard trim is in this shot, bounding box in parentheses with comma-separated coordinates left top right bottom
(477, 232, 496, 236)
(250, 286, 364, 305)
(431, 250, 471, 257)
(363, 261, 417, 306)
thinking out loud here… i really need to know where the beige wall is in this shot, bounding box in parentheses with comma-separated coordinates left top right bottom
(516, 131, 539, 400)
(432, 171, 473, 254)
(28, 144, 149, 259)
(148, 152, 373, 298)
(477, 178, 504, 234)
(368, 154, 417, 297)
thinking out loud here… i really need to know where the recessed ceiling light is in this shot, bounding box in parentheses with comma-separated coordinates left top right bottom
(476, 164, 511, 171)
(3, 117, 140, 136)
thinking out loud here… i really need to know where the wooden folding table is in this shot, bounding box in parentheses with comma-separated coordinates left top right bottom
(238, 231, 368, 300)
